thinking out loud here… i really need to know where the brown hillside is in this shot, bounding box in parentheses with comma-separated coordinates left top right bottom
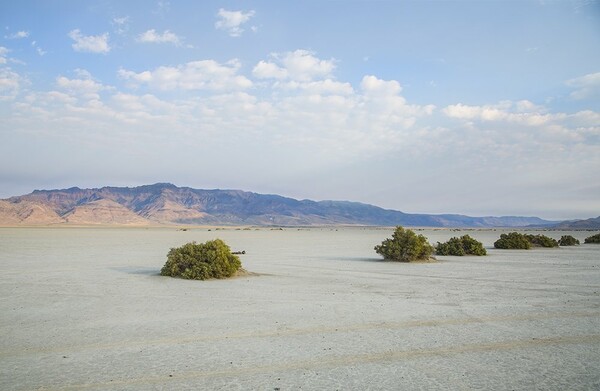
(0, 200, 64, 225)
(62, 199, 151, 225)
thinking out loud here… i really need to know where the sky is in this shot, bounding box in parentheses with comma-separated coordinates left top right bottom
(0, 0, 599, 220)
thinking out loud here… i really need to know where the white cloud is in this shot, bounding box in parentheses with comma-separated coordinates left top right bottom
(118, 59, 252, 91)
(361, 75, 402, 96)
(282, 50, 335, 81)
(36, 47, 46, 56)
(57, 76, 102, 93)
(55, 72, 109, 101)
(442, 101, 565, 126)
(443, 103, 492, 120)
(252, 50, 335, 82)
(112, 16, 130, 35)
(354, 75, 435, 137)
(441, 100, 600, 154)
(252, 61, 288, 80)
(33, 91, 78, 105)
(112, 93, 166, 112)
(515, 99, 546, 113)
(154, 1, 171, 15)
(6, 31, 29, 39)
(73, 68, 93, 79)
(570, 110, 600, 127)
(68, 29, 110, 54)
(0, 47, 27, 100)
(566, 71, 600, 100)
(215, 9, 256, 37)
(0, 67, 22, 100)
(30, 41, 47, 56)
(274, 79, 354, 95)
(0, 46, 8, 64)
(137, 29, 182, 46)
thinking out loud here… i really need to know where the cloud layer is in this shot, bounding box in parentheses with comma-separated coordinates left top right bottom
(0, 0, 598, 219)
(7, 49, 595, 168)
(118, 59, 252, 91)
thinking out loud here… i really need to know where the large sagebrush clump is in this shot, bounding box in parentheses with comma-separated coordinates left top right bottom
(375, 226, 435, 262)
(558, 235, 580, 246)
(436, 235, 487, 256)
(494, 232, 531, 249)
(161, 239, 242, 280)
(584, 233, 600, 244)
(524, 234, 559, 248)
(494, 232, 561, 249)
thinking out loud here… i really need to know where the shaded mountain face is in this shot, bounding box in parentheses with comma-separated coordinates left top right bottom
(553, 216, 600, 230)
(1, 183, 560, 227)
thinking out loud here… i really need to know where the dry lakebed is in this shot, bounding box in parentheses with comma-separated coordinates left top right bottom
(1, 227, 599, 390)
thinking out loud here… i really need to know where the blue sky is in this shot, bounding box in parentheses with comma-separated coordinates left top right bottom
(1, 0, 599, 220)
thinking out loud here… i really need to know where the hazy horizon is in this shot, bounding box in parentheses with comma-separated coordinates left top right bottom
(1, 1, 598, 220)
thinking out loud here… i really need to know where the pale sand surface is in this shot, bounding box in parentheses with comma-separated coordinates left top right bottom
(1, 227, 599, 390)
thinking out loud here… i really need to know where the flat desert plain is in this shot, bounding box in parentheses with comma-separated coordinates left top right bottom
(1, 227, 599, 390)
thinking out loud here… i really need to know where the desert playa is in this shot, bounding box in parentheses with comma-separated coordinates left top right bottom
(1, 227, 599, 390)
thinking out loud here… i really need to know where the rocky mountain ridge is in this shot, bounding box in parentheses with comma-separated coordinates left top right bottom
(0, 183, 566, 227)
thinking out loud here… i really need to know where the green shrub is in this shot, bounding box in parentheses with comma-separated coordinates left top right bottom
(436, 235, 487, 256)
(161, 239, 242, 280)
(494, 232, 531, 249)
(524, 234, 559, 248)
(558, 235, 580, 246)
(584, 233, 600, 243)
(494, 232, 562, 249)
(375, 226, 435, 262)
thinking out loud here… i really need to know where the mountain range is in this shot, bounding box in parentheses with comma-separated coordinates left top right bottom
(0, 183, 589, 228)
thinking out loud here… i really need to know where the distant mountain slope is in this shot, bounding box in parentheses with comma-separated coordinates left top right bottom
(62, 199, 151, 225)
(553, 216, 600, 230)
(0, 183, 561, 227)
(0, 200, 63, 225)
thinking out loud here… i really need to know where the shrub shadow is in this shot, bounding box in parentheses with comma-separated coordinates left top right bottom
(111, 266, 161, 276)
(338, 256, 439, 264)
(339, 257, 386, 263)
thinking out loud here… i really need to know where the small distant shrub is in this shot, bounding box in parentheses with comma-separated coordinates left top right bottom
(436, 235, 487, 256)
(494, 232, 531, 249)
(375, 226, 435, 262)
(161, 239, 242, 280)
(524, 234, 559, 248)
(558, 235, 580, 246)
(584, 233, 600, 244)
